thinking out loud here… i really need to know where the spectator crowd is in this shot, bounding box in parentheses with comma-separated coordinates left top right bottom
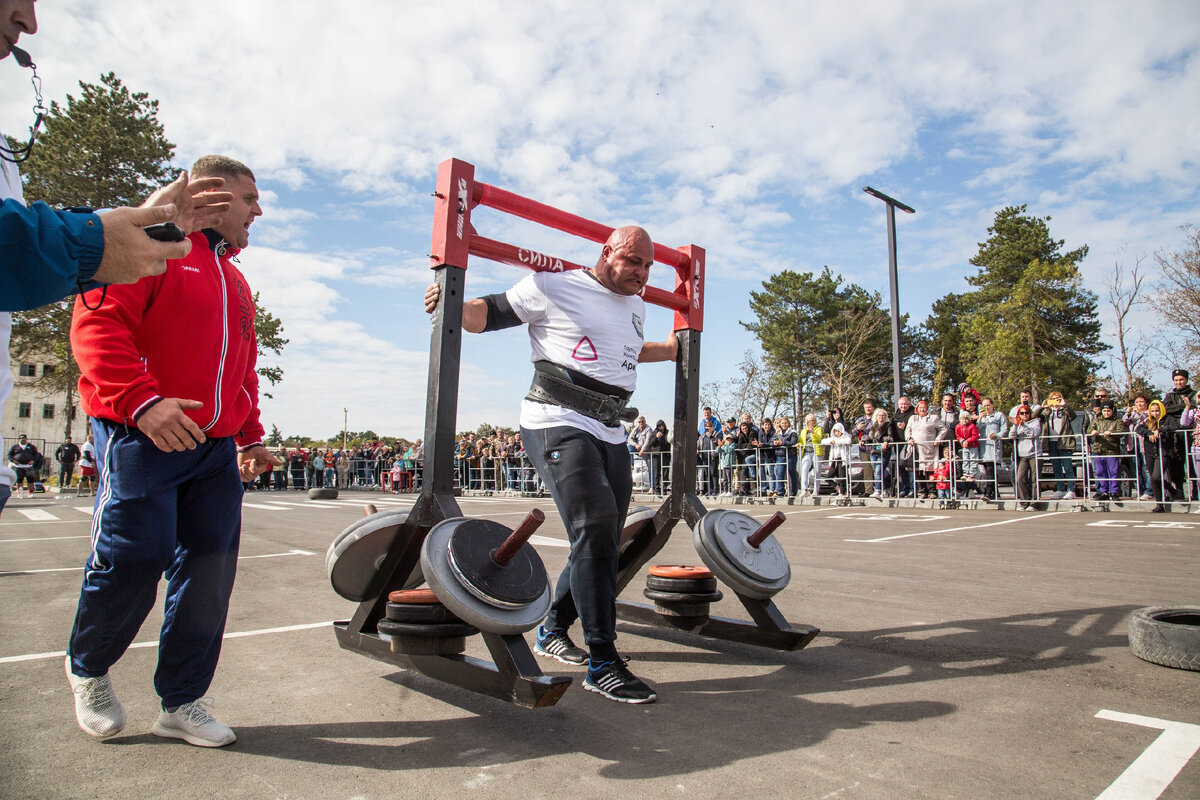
(10, 370, 1198, 513)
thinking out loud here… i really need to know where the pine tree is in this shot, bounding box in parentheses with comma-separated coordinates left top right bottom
(959, 206, 1106, 406)
(10, 73, 286, 435)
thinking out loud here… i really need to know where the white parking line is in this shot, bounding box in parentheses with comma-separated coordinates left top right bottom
(845, 511, 1069, 542)
(0, 549, 315, 576)
(1095, 710, 1200, 799)
(18, 509, 60, 521)
(0, 621, 334, 665)
(241, 502, 291, 511)
(0, 535, 90, 543)
(256, 500, 344, 509)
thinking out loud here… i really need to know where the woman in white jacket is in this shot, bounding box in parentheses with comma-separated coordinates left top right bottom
(905, 399, 945, 499)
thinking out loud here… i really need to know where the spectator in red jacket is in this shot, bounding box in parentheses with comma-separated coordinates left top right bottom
(955, 410, 980, 495)
(64, 155, 278, 748)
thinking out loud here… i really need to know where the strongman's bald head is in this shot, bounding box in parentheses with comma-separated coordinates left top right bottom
(594, 225, 654, 296)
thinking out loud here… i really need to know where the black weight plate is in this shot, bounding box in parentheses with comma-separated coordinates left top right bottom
(388, 635, 468, 656)
(646, 575, 718, 593)
(385, 601, 463, 624)
(642, 588, 724, 604)
(376, 619, 479, 639)
(421, 519, 550, 634)
(446, 518, 546, 606)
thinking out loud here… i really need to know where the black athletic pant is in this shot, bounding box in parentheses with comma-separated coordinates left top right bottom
(521, 425, 631, 664)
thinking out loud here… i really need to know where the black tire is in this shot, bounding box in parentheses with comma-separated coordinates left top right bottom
(646, 574, 718, 593)
(309, 487, 339, 500)
(1128, 606, 1200, 671)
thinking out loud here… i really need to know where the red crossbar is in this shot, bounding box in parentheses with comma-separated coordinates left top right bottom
(469, 235, 689, 312)
(431, 158, 704, 330)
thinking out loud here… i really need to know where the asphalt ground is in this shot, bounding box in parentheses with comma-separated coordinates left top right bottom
(1, 489, 1198, 800)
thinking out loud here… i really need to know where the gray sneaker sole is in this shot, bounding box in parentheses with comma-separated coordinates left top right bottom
(151, 721, 237, 748)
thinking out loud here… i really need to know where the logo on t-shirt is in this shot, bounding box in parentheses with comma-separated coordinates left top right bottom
(571, 337, 598, 362)
(631, 313, 643, 338)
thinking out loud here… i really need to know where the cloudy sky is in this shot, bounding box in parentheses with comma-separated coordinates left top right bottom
(4, 1, 1198, 440)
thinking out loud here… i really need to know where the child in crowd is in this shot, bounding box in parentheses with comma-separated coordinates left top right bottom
(718, 434, 736, 495)
(954, 410, 980, 493)
(1088, 400, 1127, 500)
(390, 458, 403, 493)
(933, 458, 953, 508)
(826, 422, 852, 497)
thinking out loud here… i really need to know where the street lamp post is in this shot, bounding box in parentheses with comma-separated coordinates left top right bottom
(343, 408, 348, 451)
(862, 186, 916, 403)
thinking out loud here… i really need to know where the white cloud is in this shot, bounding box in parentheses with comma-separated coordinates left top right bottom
(4, 0, 1199, 431)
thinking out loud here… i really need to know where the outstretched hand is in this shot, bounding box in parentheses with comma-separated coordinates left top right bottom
(143, 171, 233, 234)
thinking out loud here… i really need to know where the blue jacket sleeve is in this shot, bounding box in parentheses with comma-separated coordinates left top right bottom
(1, 200, 105, 311)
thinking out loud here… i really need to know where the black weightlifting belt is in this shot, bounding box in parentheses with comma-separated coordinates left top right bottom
(526, 361, 638, 427)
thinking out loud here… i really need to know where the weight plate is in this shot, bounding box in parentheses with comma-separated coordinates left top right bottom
(446, 518, 546, 607)
(642, 588, 723, 604)
(385, 601, 463, 625)
(652, 601, 712, 618)
(376, 619, 479, 639)
(388, 588, 439, 604)
(325, 507, 412, 576)
(704, 509, 791, 584)
(648, 564, 714, 579)
(421, 518, 550, 635)
(388, 635, 468, 656)
(646, 574, 719, 593)
(620, 505, 656, 552)
(326, 507, 418, 601)
(693, 511, 789, 600)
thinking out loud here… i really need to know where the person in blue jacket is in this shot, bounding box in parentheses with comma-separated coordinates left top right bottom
(1, 0, 230, 516)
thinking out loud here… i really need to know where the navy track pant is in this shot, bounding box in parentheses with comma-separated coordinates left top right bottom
(67, 419, 243, 707)
(521, 425, 631, 663)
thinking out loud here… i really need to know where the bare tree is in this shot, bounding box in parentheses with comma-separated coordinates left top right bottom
(1151, 224, 1200, 371)
(1104, 255, 1154, 399)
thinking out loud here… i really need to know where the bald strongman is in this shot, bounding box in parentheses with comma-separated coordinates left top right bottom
(425, 226, 676, 703)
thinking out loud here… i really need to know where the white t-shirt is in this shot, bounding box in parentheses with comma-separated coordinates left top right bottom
(506, 270, 646, 445)
(1, 128, 22, 490)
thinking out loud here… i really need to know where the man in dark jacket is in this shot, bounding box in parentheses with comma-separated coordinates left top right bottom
(1161, 369, 1196, 496)
(55, 436, 80, 489)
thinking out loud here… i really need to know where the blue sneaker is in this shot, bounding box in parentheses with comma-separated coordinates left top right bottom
(534, 626, 587, 665)
(584, 658, 656, 704)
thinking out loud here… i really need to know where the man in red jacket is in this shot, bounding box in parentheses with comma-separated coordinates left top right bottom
(64, 155, 277, 747)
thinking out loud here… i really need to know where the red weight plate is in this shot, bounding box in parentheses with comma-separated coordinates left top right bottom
(388, 588, 440, 604)
(648, 565, 714, 579)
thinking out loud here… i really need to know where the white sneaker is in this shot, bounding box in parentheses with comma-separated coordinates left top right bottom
(871, 490, 881, 499)
(1139, 493, 1153, 501)
(1063, 491, 1076, 500)
(65, 656, 126, 738)
(152, 698, 236, 747)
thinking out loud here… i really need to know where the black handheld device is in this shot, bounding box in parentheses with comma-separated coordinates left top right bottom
(144, 222, 187, 242)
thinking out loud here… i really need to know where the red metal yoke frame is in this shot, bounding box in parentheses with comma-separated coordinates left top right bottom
(333, 158, 815, 709)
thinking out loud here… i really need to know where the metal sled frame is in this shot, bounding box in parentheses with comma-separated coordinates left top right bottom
(334, 158, 815, 709)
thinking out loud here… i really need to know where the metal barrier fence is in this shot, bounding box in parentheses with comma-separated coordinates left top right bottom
(12, 427, 1198, 504)
(625, 427, 1199, 504)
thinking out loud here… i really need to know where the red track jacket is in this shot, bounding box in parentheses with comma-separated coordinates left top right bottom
(71, 231, 265, 447)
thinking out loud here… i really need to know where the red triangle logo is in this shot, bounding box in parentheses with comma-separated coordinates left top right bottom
(572, 336, 598, 361)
